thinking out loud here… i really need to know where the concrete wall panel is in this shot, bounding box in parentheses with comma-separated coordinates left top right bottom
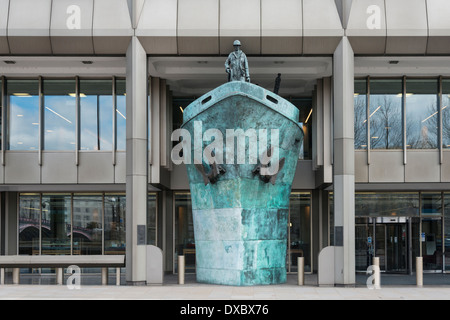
(346, 0, 386, 54)
(355, 151, 368, 183)
(78, 152, 114, 184)
(136, 0, 178, 54)
(369, 151, 404, 183)
(50, 0, 94, 54)
(41, 153, 77, 184)
(8, 0, 52, 54)
(220, 0, 261, 55)
(115, 151, 126, 184)
(5, 153, 40, 184)
(178, 0, 219, 55)
(93, 0, 133, 54)
(303, 0, 344, 54)
(0, 0, 10, 54)
(405, 151, 440, 183)
(261, 0, 302, 55)
(385, 0, 428, 54)
(441, 151, 450, 182)
(426, 0, 450, 54)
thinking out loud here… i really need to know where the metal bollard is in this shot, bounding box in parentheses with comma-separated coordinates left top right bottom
(297, 257, 304, 286)
(56, 268, 63, 285)
(102, 268, 109, 285)
(116, 267, 121, 286)
(12, 268, 19, 285)
(416, 257, 423, 287)
(372, 257, 380, 289)
(178, 255, 185, 285)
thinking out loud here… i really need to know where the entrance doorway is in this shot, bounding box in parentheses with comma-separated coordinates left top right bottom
(356, 217, 420, 274)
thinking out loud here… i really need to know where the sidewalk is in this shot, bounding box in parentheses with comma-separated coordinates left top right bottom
(0, 273, 449, 300)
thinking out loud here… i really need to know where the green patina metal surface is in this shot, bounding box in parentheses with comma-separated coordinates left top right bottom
(181, 81, 303, 286)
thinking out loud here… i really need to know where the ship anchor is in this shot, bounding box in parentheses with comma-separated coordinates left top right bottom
(195, 150, 226, 186)
(252, 146, 286, 185)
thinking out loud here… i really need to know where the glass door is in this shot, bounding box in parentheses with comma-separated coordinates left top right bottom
(385, 223, 408, 273)
(421, 218, 443, 272)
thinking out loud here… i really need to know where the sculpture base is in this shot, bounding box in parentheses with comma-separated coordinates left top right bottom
(193, 208, 288, 286)
(196, 266, 287, 286)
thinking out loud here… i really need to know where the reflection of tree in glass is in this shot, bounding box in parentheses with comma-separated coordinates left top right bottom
(409, 102, 438, 149)
(354, 95, 367, 149)
(370, 96, 402, 149)
(442, 97, 450, 148)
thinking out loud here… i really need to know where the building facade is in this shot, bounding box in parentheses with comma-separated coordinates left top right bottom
(1, 0, 450, 286)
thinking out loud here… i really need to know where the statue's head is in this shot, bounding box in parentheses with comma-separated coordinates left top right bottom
(233, 40, 241, 51)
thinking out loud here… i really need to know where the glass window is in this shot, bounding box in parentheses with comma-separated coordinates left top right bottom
(354, 79, 367, 149)
(174, 193, 195, 273)
(421, 192, 442, 216)
(369, 79, 403, 149)
(80, 79, 113, 151)
(43, 79, 76, 150)
(288, 192, 312, 273)
(18, 194, 41, 255)
(444, 193, 450, 271)
(442, 79, 450, 149)
(115, 79, 126, 151)
(406, 79, 439, 149)
(104, 194, 126, 255)
(7, 79, 40, 150)
(41, 194, 71, 255)
(355, 192, 419, 217)
(147, 193, 157, 246)
(72, 194, 103, 255)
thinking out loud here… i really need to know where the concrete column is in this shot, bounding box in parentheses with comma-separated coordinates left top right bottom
(333, 37, 356, 286)
(126, 36, 148, 285)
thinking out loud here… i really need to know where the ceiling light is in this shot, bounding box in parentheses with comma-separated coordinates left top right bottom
(305, 109, 313, 124)
(180, 106, 184, 113)
(12, 93, 31, 97)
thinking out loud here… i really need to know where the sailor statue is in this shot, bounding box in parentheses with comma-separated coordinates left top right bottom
(225, 40, 250, 83)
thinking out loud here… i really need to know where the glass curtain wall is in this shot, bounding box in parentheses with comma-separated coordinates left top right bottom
(353, 192, 449, 272)
(354, 79, 367, 149)
(43, 79, 77, 150)
(442, 80, 450, 149)
(174, 193, 195, 273)
(104, 194, 126, 254)
(18, 194, 41, 255)
(7, 79, 40, 150)
(370, 79, 403, 149)
(115, 79, 126, 151)
(288, 192, 312, 273)
(72, 194, 103, 255)
(80, 79, 113, 151)
(405, 79, 439, 149)
(3, 77, 124, 152)
(355, 77, 444, 150)
(18, 193, 157, 257)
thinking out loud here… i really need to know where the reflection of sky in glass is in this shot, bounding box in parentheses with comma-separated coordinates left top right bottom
(80, 95, 113, 151)
(116, 80, 126, 151)
(44, 80, 76, 151)
(8, 80, 40, 150)
(10, 96, 40, 150)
